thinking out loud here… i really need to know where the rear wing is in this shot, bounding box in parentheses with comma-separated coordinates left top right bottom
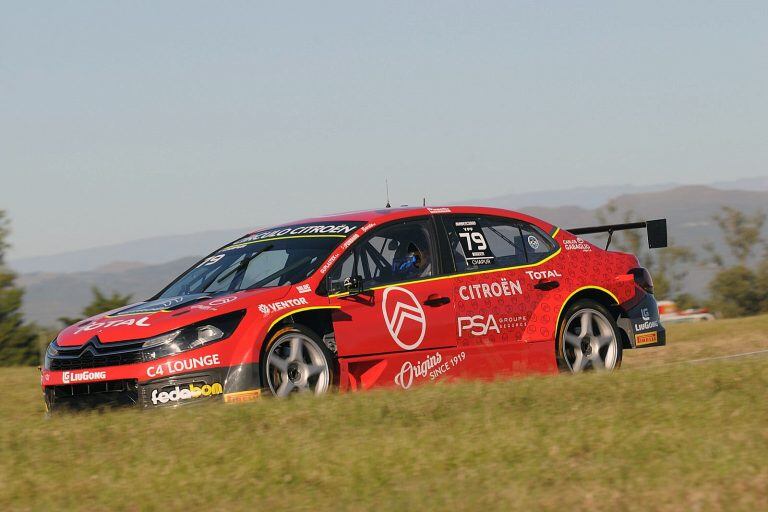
(566, 219, 668, 250)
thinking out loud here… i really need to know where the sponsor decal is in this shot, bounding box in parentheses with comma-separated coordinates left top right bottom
(340, 233, 361, 250)
(525, 269, 562, 280)
(458, 278, 522, 301)
(454, 221, 495, 265)
(427, 207, 452, 214)
(191, 305, 217, 312)
(146, 354, 221, 378)
(527, 235, 540, 250)
(319, 253, 339, 275)
(394, 351, 466, 390)
(458, 315, 501, 337)
(641, 308, 651, 321)
(257, 297, 309, 316)
(635, 332, 658, 346)
(128, 296, 185, 314)
(563, 237, 591, 252)
(151, 382, 223, 405)
(62, 370, 107, 384)
(634, 320, 660, 332)
(360, 222, 377, 233)
(209, 296, 237, 306)
(224, 389, 262, 403)
(237, 223, 359, 244)
(382, 286, 427, 351)
(75, 316, 151, 334)
(198, 254, 226, 267)
(395, 352, 442, 390)
(296, 284, 312, 294)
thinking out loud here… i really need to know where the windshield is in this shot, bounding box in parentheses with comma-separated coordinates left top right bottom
(158, 221, 363, 298)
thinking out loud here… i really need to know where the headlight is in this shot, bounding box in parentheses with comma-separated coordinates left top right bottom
(140, 310, 246, 361)
(44, 339, 59, 369)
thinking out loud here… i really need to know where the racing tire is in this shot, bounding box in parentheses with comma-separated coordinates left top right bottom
(262, 324, 336, 398)
(556, 299, 623, 373)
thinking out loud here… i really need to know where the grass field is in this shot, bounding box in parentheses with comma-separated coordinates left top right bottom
(1, 316, 767, 511)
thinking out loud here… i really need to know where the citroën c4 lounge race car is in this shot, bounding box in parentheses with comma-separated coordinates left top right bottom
(42, 206, 667, 410)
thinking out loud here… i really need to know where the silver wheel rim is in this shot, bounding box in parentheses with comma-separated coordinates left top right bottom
(265, 333, 330, 397)
(562, 308, 618, 373)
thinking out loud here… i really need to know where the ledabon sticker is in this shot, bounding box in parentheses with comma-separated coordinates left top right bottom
(454, 220, 495, 266)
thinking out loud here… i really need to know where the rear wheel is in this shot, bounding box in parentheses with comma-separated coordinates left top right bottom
(262, 325, 335, 397)
(557, 299, 622, 373)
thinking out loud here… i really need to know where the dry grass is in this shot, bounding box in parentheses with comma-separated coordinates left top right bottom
(1, 315, 767, 511)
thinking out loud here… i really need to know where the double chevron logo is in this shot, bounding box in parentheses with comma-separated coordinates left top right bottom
(382, 286, 427, 351)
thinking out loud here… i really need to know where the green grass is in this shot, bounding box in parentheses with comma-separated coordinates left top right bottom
(1, 316, 767, 511)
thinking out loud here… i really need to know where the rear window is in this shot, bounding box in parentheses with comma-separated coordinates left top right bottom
(445, 216, 556, 272)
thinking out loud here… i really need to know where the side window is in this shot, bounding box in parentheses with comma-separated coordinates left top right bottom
(447, 216, 527, 272)
(519, 223, 557, 262)
(328, 219, 435, 291)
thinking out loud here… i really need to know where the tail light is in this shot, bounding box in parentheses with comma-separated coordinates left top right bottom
(629, 267, 654, 294)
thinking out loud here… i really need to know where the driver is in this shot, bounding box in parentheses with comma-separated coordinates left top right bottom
(391, 233, 431, 278)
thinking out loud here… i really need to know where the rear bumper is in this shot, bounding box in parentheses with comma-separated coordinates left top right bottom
(43, 363, 262, 412)
(617, 292, 666, 349)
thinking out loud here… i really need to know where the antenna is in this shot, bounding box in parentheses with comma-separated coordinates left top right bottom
(385, 179, 391, 208)
(422, 197, 426, 206)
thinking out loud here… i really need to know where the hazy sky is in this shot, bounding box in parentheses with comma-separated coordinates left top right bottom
(2, 1, 767, 260)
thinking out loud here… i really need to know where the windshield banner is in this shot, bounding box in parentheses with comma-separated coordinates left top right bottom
(227, 222, 363, 249)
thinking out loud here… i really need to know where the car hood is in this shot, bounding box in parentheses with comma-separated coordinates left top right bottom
(55, 287, 290, 347)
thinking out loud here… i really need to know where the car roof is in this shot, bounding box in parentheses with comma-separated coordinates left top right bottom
(243, 206, 555, 237)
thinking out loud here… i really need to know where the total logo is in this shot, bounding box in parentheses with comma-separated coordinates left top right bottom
(458, 315, 500, 337)
(62, 370, 107, 384)
(74, 316, 151, 335)
(382, 286, 427, 351)
(525, 269, 562, 280)
(150, 382, 223, 405)
(257, 297, 309, 316)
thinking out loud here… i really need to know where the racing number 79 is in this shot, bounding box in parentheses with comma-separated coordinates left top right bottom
(459, 231, 487, 252)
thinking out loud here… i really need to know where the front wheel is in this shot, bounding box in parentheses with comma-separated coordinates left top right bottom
(262, 325, 335, 397)
(557, 299, 623, 373)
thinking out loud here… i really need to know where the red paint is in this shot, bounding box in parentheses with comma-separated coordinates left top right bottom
(42, 206, 654, 398)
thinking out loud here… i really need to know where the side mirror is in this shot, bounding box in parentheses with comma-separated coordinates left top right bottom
(343, 275, 364, 295)
(327, 275, 364, 296)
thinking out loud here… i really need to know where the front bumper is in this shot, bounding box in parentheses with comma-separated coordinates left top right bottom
(617, 292, 666, 349)
(42, 363, 262, 412)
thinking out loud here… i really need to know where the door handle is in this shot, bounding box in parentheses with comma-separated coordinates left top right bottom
(424, 294, 451, 307)
(533, 280, 559, 291)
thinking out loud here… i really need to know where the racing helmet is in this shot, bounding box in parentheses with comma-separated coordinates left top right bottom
(391, 230, 431, 277)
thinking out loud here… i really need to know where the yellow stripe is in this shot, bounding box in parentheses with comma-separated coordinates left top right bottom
(329, 248, 563, 298)
(551, 227, 561, 238)
(268, 305, 341, 331)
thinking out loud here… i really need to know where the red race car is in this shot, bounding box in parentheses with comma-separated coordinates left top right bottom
(42, 206, 667, 410)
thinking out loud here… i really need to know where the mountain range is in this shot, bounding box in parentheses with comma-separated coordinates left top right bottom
(15, 181, 768, 327)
